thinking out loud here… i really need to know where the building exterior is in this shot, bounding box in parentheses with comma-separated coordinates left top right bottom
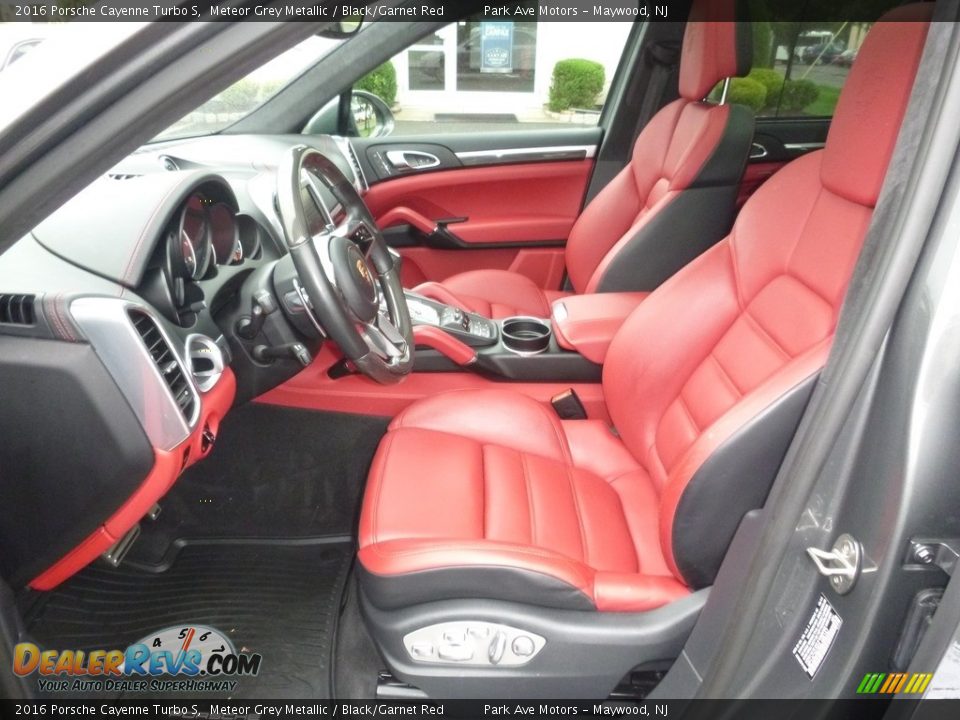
(390, 22, 633, 120)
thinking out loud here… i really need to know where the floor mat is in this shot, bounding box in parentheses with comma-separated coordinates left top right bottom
(21, 539, 353, 699)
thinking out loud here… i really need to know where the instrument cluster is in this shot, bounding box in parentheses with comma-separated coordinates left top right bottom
(145, 182, 269, 327)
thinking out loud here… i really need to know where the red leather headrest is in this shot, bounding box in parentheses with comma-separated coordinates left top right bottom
(679, 0, 752, 100)
(821, 3, 933, 207)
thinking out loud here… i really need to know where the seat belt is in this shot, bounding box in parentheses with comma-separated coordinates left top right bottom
(637, 41, 681, 133)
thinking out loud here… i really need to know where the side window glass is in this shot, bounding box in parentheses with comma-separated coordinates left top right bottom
(722, 21, 863, 118)
(351, 19, 633, 137)
(727, 0, 906, 119)
(759, 21, 861, 118)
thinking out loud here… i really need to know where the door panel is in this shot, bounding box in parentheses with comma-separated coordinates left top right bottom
(737, 161, 787, 209)
(355, 127, 602, 181)
(395, 246, 566, 290)
(358, 129, 601, 288)
(751, 118, 829, 163)
(362, 160, 593, 245)
(739, 117, 830, 206)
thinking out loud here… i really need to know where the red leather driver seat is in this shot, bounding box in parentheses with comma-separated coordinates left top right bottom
(414, 0, 755, 319)
(357, 5, 932, 695)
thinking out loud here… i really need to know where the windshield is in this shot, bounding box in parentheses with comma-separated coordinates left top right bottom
(154, 33, 345, 141)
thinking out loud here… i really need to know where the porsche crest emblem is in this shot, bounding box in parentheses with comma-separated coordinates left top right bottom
(356, 258, 372, 285)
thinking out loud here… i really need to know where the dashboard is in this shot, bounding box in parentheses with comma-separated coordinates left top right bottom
(0, 133, 363, 590)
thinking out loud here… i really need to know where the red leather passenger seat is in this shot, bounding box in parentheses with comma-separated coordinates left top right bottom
(414, 0, 755, 318)
(359, 7, 932, 613)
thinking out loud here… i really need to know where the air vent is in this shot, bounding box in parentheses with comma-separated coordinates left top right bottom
(334, 137, 367, 191)
(127, 310, 195, 422)
(348, 144, 369, 190)
(0, 294, 35, 325)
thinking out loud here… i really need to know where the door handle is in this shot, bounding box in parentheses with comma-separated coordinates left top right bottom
(749, 142, 769, 160)
(385, 150, 441, 171)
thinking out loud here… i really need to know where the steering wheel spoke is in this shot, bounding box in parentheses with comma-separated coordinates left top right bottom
(278, 145, 413, 384)
(361, 312, 407, 361)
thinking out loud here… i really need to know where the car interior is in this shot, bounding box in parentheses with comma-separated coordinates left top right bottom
(2, 0, 959, 704)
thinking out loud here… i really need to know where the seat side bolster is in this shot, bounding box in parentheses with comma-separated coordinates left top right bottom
(593, 572, 691, 612)
(659, 344, 829, 583)
(357, 538, 597, 611)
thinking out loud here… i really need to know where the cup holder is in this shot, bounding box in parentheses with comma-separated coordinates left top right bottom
(501, 316, 552, 355)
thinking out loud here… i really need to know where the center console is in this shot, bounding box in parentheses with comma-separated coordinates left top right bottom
(405, 292, 601, 382)
(407, 293, 497, 347)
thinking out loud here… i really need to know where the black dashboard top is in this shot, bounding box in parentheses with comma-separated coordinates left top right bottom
(2, 132, 361, 304)
(32, 169, 233, 289)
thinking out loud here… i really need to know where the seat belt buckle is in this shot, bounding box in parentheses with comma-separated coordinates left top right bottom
(551, 389, 587, 420)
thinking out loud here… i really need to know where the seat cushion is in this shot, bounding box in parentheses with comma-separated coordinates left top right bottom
(414, 270, 569, 319)
(358, 389, 689, 612)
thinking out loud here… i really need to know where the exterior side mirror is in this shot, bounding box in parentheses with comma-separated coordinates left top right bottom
(317, 17, 363, 39)
(350, 90, 395, 138)
(303, 90, 395, 138)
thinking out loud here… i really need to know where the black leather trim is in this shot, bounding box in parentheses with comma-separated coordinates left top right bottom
(733, 3, 753, 77)
(688, 102, 755, 188)
(0, 338, 155, 586)
(357, 563, 597, 612)
(595, 103, 753, 294)
(672, 373, 819, 589)
(382, 224, 566, 251)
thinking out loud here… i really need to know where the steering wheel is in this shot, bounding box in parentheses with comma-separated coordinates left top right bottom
(276, 145, 413, 384)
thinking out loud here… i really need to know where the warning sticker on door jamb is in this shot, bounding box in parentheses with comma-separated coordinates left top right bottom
(793, 594, 843, 678)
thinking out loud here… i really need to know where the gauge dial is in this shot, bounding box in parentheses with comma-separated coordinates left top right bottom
(174, 194, 211, 280)
(208, 202, 242, 265)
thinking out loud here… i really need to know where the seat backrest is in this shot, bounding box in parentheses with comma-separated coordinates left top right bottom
(602, 4, 933, 588)
(565, 0, 753, 296)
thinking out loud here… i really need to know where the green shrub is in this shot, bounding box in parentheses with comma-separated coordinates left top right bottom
(356, 61, 397, 106)
(726, 77, 767, 112)
(780, 79, 820, 113)
(748, 68, 785, 108)
(548, 59, 605, 112)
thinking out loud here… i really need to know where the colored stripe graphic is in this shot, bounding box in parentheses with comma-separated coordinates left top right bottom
(879, 674, 897, 693)
(857, 672, 933, 694)
(904, 674, 919, 694)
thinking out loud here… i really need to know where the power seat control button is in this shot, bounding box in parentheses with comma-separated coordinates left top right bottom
(410, 642, 435, 659)
(512, 635, 535, 657)
(488, 631, 507, 665)
(442, 630, 467, 644)
(438, 643, 474, 662)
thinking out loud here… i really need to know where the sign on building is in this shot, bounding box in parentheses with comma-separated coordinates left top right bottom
(480, 22, 514, 74)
